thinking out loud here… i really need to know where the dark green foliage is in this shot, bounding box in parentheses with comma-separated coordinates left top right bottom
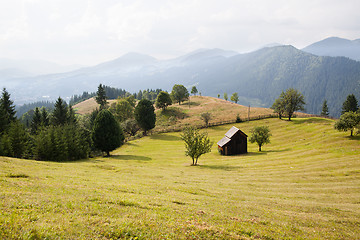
(236, 114, 242, 123)
(171, 84, 189, 105)
(321, 100, 329, 116)
(15, 101, 53, 118)
(134, 99, 156, 135)
(92, 110, 124, 156)
(334, 111, 360, 136)
(191, 86, 198, 96)
(31, 107, 42, 134)
(180, 127, 213, 165)
(155, 91, 172, 111)
(95, 84, 108, 110)
(249, 126, 271, 151)
(0, 88, 16, 122)
(41, 107, 49, 127)
(68, 105, 77, 125)
(52, 97, 68, 126)
(0, 121, 30, 158)
(230, 92, 239, 103)
(0, 88, 16, 132)
(34, 124, 90, 161)
(342, 94, 358, 114)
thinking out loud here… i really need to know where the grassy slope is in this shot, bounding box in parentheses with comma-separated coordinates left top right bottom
(1, 118, 359, 239)
(73, 98, 117, 115)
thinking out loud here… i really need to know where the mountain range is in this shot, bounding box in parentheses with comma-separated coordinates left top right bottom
(1, 37, 360, 117)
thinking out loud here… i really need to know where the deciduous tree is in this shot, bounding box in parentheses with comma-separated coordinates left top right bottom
(200, 112, 211, 127)
(223, 93, 228, 101)
(334, 111, 360, 136)
(171, 84, 189, 105)
(155, 91, 172, 111)
(230, 92, 239, 103)
(191, 86, 198, 96)
(180, 127, 213, 166)
(249, 126, 271, 151)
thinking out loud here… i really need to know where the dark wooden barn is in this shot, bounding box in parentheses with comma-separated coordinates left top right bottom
(217, 126, 247, 155)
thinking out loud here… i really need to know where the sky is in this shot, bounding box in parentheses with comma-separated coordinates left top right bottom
(1, 0, 360, 66)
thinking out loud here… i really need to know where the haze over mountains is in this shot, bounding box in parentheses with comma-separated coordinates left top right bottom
(1, 37, 360, 117)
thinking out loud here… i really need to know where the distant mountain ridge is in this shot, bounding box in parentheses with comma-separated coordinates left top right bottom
(303, 37, 360, 61)
(1, 41, 360, 117)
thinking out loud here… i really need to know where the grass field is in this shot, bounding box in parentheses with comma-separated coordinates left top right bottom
(1, 118, 359, 239)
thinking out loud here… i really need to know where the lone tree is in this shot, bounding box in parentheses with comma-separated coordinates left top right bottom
(231, 92, 239, 103)
(171, 84, 189, 105)
(321, 100, 329, 116)
(249, 126, 271, 151)
(223, 93, 228, 101)
(191, 86, 198, 96)
(180, 127, 213, 166)
(200, 112, 212, 127)
(134, 99, 156, 135)
(95, 84, 108, 110)
(92, 109, 124, 156)
(334, 111, 360, 136)
(272, 88, 305, 121)
(342, 94, 358, 114)
(155, 91, 172, 111)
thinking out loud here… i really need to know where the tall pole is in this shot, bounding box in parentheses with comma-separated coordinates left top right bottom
(248, 105, 250, 121)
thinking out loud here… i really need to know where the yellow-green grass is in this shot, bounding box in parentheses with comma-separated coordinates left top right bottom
(1, 118, 359, 239)
(73, 98, 117, 115)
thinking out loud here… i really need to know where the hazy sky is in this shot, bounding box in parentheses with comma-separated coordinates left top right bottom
(1, 0, 359, 65)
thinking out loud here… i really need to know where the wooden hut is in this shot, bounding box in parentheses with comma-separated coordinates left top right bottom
(217, 126, 247, 155)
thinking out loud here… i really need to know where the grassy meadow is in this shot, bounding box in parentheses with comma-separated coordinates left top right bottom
(0, 117, 359, 239)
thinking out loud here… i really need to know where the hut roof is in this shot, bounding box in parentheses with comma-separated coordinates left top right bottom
(217, 136, 231, 147)
(225, 126, 248, 138)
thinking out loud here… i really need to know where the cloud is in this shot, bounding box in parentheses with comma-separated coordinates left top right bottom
(0, 0, 359, 65)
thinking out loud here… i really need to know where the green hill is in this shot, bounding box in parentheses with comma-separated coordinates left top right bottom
(1, 117, 359, 239)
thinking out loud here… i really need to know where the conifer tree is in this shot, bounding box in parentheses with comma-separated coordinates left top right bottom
(95, 84, 108, 110)
(321, 100, 329, 116)
(31, 107, 42, 134)
(0, 88, 16, 127)
(52, 97, 68, 126)
(342, 94, 358, 114)
(92, 109, 124, 156)
(41, 107, 49, 127)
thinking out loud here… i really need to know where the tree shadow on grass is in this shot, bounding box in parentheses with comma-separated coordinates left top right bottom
(198, 165, 243, 171)
(149, 134, 181, 141)
(111, 155, 152, 161)
(346, 135, 360, 141)
(292, 118, 332, 124)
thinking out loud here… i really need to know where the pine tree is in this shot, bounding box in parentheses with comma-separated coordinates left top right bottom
(31, 107, 42, 134)
(342, 94, 358, 114)
(321, 100, 329, 116)
(68, 105, 77, 125)
(52, 97, 68, 126)
(95, 84, 108, 110)
(41, 107, 49, 127)
(0, 88, 16, 128)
